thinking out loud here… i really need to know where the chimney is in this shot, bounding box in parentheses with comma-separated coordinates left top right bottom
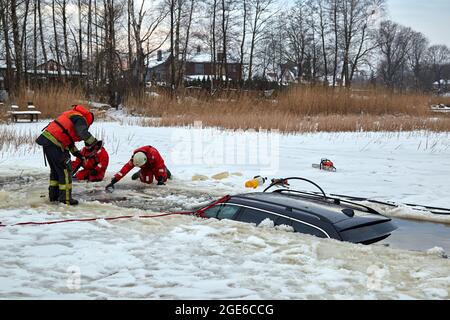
(157, 50, 162, 61)
(197, 45, 201, 54)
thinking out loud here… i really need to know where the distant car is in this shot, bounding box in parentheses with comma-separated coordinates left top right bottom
(196, 177, 397, 245)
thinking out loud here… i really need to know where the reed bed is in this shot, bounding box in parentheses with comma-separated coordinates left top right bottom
(127, 87, 450, 132)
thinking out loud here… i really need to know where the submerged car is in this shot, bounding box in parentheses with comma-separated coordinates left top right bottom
(196, 177, 397, 245)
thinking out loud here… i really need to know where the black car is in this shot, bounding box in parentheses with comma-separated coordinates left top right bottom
(196, 177, 397, 245)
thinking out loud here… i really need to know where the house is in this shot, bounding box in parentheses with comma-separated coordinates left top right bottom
(32, 59, 86, 78)
(36, 59, 66, 72)
(145, 48, 243, 84)
(0, 59, 13, 88)
(265, 63, 298, 85)
(433, 79, 450, 93)
(146, 50, 170, 84)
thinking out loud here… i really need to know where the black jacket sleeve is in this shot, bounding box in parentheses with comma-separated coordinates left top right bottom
(70, 115, 97, 146)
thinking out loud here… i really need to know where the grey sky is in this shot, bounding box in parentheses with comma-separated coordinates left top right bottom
(387, 0, 450, 46)
(282, 0, 450, 46)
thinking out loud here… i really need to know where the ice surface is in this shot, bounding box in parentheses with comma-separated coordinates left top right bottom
(1, 119, 450, 299)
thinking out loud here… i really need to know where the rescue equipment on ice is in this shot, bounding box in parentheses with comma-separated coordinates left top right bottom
(245, 176, 267, 189)
(312, 158, 336, 172)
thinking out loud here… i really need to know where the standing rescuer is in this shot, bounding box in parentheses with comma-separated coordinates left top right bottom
(36, 105, 100, 205)
(105, 145, 170, 192)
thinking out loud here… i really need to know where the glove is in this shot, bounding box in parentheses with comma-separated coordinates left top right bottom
(156, 176, 165, 186)
(85, 137, 99, 148)
(87, 140, 103, 152)
(90, 169, 98, 176)
(72, 150, 86, 163)
(105, 178, 118, 192)
(72, 150, 83, 159)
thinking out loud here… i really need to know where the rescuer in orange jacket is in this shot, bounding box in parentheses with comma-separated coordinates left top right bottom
(72, 144, 109, 182)
(105, 145, 171, 192)
(36, 105, 100, 205)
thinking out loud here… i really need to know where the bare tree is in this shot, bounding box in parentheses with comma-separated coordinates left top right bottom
(238, 0, 248, 81)
(37, 0, 47, 77)
(427, 44, 450, 91)
(407, 31, 428, 90)
(10, 0, 31, 90)
(60, 0, 70, 74)
(0, 0, 14, 90)
(377, 20, 413, 89)
(130, 0, 168, 88)
(77, 0, 83, 73)
(51, 0, 62, 77)
(285, 1, 310, 82)
(339, 0, 384, 87)
(247, 0, 276, 81)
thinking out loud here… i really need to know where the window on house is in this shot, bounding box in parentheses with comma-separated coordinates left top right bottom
(195, 63, 204, 75)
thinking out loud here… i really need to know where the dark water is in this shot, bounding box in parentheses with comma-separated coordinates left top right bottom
(380, 218, 450, 254)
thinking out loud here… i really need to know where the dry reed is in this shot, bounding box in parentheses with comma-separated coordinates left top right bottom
(2, 86, 449, 133)
(12, 86, 85, 118)
(127, 86, 450, 132)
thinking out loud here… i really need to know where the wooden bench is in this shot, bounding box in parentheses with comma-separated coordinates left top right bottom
(10, 110, 42, 122)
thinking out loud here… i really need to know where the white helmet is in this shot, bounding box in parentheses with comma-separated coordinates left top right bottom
(132, 152, 147, 167)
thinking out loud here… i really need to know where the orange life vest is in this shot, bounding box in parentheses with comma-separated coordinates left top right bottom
(45, 105, 93, 148)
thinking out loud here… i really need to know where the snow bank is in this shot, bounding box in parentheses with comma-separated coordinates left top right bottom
(0, 204, 449, 299)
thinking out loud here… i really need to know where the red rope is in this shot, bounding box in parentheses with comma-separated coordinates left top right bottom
(0, 195, 231, 228)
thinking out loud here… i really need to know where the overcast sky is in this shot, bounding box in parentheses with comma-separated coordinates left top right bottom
(281, 0, 450, 46)
(384, 0, 449, 46)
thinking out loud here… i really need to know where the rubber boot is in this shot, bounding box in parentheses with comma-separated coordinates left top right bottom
(49, 186, 60, 202)
(58, 189, 79, 206)
(131, 170, 141, 181)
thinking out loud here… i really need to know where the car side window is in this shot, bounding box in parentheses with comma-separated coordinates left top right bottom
(203, 204, 240, 220)
(236, 208, 276, 225)
(217, 205, 240, 220)
(274, 216, 292, 227)
(202, 205, 222, 218)
(291, 221, 327, 238)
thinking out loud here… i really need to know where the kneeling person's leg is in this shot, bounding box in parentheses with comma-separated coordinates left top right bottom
(139, 168, 154, 184)
(154, 167, 168, 184)
(75, 169, 90, 181)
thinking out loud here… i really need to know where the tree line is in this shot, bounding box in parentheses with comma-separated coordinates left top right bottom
(0, 0, 449, 97)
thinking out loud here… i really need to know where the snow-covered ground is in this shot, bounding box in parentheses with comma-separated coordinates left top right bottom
(0, 118, 449, 299)
(2, 120, 449, 213)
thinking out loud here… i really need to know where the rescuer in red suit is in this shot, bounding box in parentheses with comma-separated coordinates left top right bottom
(105, 145, 171, 192)
(72, 144, 109, 182)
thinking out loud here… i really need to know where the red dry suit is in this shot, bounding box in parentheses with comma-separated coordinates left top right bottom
(114, 146, 168, 184)
(72, 146, 109, 182)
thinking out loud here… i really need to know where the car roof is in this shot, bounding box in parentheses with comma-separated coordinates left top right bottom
(230, 192, 356, 223)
